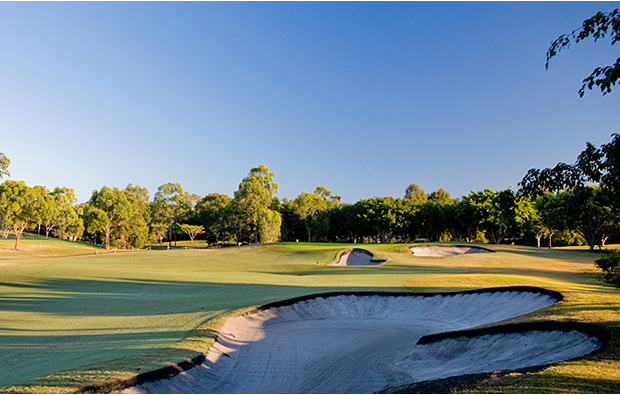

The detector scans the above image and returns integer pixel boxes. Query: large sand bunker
[122,288,603,394]
[410,244,493,257]
[329,248,386,266]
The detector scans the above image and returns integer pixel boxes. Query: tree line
[0,135,619,251]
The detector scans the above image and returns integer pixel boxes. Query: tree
[547,8,620,96]
[404,183,428,205]
[464,189,535,244]
[0,180,37,249]
[153,183,191,247]
[453,196,486,243]
[149,223,168,245]
[257,209,282,243]
[51,187,79,240]
[519,163,585,197]
[33,185,59,238]
[231,165,278,243]
[195,193,233,246]
[86,186,132,249]
[428,188,454,206]
[580,133,620,203]
[555,186,617,250]
[177,224,205,244]
[0,153,9,179]
[290,190,328,242]
[112,184,151,248]
[354,197,408,243]
[417,202,453,241]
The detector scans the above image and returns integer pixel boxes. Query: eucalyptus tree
[0,180,37,249]
[428,188,454,206]
[52,187,79,240]
[404,183,428,205]
[33,185,58,238]
[153,183,191,247]
[231,165,278,243]
[64,211,84,242]
[195,193,233,246]
[257,209,282,243]
[85,186,132,249]
[112,184,151,248]
[290,188,329,242]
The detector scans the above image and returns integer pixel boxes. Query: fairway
[1,239,620,393]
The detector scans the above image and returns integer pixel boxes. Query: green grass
[0,238,619,393]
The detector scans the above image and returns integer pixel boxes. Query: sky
[1,2,619,204]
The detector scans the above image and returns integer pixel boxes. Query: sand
[328,248,386,266]
[409,245,492,257]
[122,290,601,394]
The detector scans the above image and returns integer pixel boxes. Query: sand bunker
[410,244,492,257]
[122,288,602,394]
[329,248,386,266]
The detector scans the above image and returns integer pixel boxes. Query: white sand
[122,291,600,394]
[409,245,492,257]
[328,248,386,266]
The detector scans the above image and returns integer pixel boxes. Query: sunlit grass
[0,240,619,392]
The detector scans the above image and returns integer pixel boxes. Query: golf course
[1,236,619,393]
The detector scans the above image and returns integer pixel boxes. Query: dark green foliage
[595,250,620,286]
[547,9,620,96]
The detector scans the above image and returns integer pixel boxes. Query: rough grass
[0,239,619,393]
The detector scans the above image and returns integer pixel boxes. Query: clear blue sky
[1,2,619,203]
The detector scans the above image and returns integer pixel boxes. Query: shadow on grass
[497,246,602,263]
[1,279,451,389]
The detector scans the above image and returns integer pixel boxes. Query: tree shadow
[2,278,477,390]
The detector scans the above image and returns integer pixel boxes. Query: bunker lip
[99,287,605,394]
[253,286,563,312]
[409,244,494,257]
[329,248,386,266]
[386,321,610,395]
[417,320,610,346]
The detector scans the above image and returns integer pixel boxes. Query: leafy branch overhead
[546,8,619,96]
[0,153,10,179]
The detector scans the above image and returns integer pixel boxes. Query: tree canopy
[547,8,620,96]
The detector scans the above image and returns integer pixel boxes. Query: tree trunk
[548,231,554,249]
[168,222,172,248]
[536,236,541,248]
[105,224,111,249]
[305,222,311,243]
[13,222,26,250]
[37,224,41,237]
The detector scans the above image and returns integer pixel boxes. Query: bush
[595,250,620,286]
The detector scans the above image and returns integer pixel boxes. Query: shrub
[595,250,620,286]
